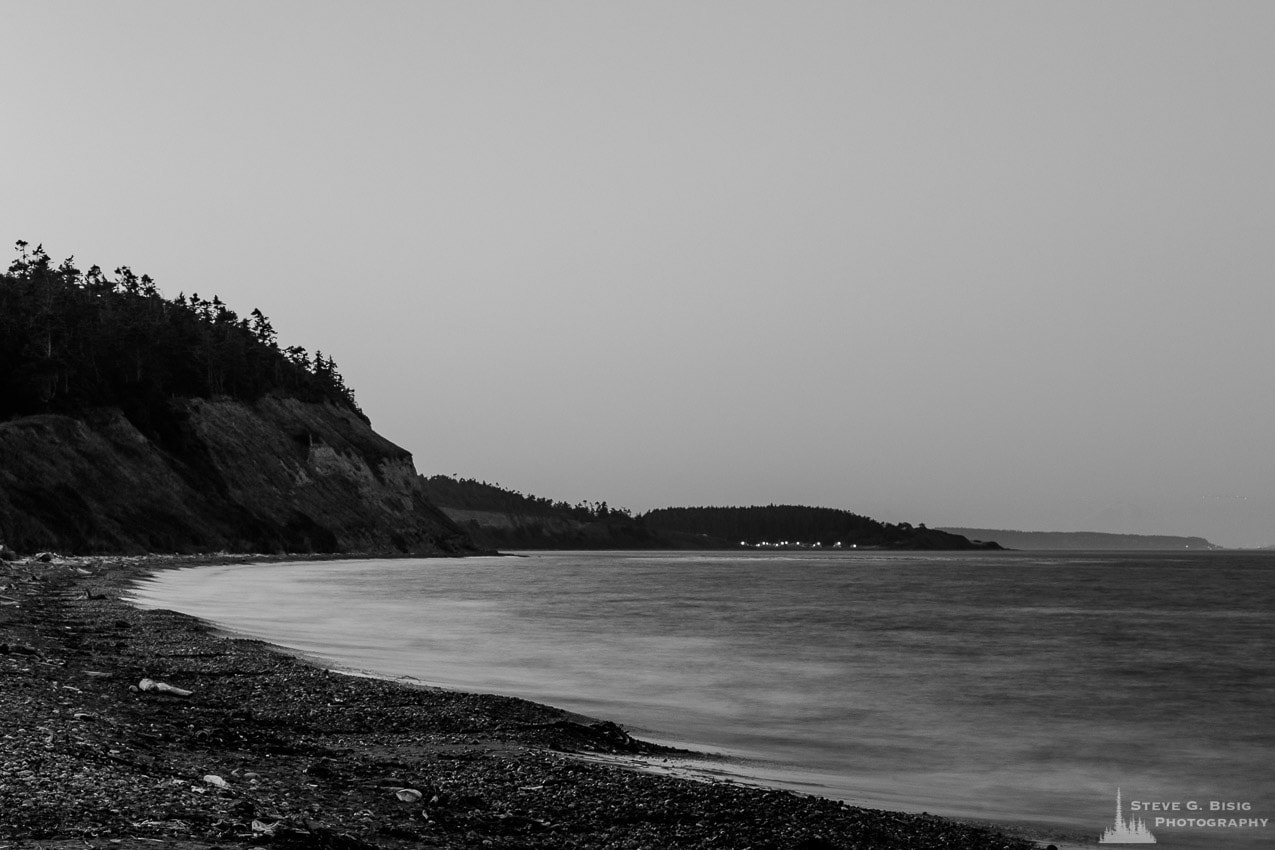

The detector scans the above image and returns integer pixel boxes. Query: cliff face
[0,397,471,555]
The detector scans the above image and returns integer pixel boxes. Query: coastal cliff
[0,396,470,555]
[0,243,470,556]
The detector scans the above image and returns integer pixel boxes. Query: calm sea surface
[128,550,1275,849]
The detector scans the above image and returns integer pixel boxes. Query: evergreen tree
[0,240,365,424]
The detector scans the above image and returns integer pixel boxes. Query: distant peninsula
[939,527,1220,550]
[421,476,999,551]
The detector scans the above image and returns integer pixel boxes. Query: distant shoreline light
[742,541,853,549]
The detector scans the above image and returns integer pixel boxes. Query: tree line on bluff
[0,241,361,430]
[421,475,635,522]
[641,505,985,548]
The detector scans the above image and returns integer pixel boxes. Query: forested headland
[0,242,465,555]
[644,505,1000,550]
[419,475,672,550]
[0,241,359,430]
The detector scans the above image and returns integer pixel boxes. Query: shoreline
[0,552,1045,849]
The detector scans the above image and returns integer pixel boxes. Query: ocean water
[127,550,1275,849]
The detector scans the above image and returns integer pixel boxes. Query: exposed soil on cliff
[0,399,472,556]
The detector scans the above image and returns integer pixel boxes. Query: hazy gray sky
[5,2,1274,546]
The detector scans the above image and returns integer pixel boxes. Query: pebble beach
[0,553,1041,850]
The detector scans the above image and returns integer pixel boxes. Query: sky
[4,2,1274,547]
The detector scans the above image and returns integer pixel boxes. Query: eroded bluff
[0,397,471,555]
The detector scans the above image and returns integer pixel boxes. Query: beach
[0,553,1039,849]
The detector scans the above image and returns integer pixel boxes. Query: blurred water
[128,550,1275,848]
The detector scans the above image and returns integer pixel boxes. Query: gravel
[0,553,1041,849]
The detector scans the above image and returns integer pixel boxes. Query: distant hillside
[646,506,999,550]
[939,528,1220,550]
[419,478,995,551]
[0,242,470,555]
[419,476,696,549]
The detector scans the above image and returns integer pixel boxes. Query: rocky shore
[0,553,1041,850]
